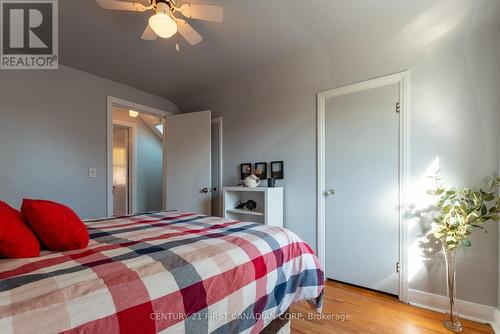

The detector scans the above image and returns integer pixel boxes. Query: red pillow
[21,199,89,251]
[0,201,40,258]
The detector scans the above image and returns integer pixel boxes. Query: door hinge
[396,102,400,113]
[396,262,400,273]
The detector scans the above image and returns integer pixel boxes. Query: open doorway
[107,97,169,217]
[108,97,220,217]
[112,107,165,215]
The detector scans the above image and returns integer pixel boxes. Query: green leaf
[434,232,446,239]
[461,239,472,247]
[484,194,495,202]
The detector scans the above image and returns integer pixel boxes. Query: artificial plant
[428,175,500,251]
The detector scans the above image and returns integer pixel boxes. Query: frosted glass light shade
[149,13,177,38]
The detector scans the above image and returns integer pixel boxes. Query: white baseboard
[408,289,496,327]
[492,308,500,334]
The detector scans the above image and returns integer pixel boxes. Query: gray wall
[178,2,500,305]
[136,121,163,213]
[112,109,164,213]
[0,65,178,219]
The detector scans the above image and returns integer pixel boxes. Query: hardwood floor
[290,280,494,334]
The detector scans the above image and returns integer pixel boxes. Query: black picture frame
[254,162,268,180]
[240,163,252,180]
[270,161,284,179]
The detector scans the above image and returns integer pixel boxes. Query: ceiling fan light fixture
[149,12,177,38]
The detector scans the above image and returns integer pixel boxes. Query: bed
[0,211,324,333]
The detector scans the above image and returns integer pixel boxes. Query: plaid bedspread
[0,211,324,334]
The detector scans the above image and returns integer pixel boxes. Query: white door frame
[112,120,137,214]
[107,96,171,217]
[212,117,223,215]
[317,71,410,302]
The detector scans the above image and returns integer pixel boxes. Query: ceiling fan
[96,0,223,47]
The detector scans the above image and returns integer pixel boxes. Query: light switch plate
[89,168,97,178]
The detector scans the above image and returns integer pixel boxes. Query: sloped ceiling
[60,0,499,109]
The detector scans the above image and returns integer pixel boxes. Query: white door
[325,83,399,295]
[166,111,212,215]
[113,125,129,216]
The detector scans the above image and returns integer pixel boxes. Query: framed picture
[254,162,268,180]
[240,163,252,180]
[270,161,284,179]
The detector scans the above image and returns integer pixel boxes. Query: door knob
[325,188,335,196]
[201,188,209,193]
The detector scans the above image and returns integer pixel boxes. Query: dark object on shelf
[254,162,268,180]
[240,163,252,180]
[235,200,257,211]
[268,178,276,187]
[270,161,284,179]
[245,200,257,211]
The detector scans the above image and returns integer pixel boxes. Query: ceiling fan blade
[176,18,203,45]
[141,24,157,40]
[96,0,147,12]
[179,4,223,22]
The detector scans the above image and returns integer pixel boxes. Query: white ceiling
[60,0,499,108]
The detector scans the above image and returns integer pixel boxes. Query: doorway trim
[316,71,409,302]
[107,96,171,217]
